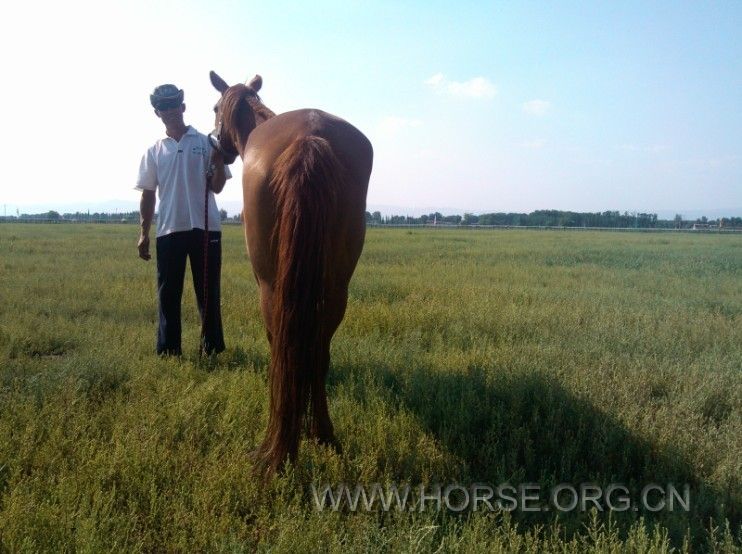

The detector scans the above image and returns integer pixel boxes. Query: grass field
[0,224,740,552]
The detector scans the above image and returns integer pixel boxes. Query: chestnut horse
[209,71,373,476]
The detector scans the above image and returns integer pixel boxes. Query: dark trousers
[156,229,225,355]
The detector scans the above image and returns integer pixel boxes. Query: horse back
[241,109,373,285]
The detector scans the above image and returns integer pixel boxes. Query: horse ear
[247,74,262,92]
[210,70,229,94]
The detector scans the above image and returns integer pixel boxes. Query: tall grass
[0,224,740,552]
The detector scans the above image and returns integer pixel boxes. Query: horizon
[1,1,740,215]
[4,199,740,222]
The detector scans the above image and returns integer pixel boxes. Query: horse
[208,71,373,477]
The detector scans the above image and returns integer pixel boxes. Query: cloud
[521,139,546,149]
[425,73,497,99]
[377,116,423,137]
[671,154,739,170]
[425,73,445,87]
[522,99,551,116]
[619,144,668,153]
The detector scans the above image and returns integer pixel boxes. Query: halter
[208,118,238,165]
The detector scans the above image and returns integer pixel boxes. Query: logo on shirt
[191,146,208,156]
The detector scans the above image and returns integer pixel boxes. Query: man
[136,83,231,355]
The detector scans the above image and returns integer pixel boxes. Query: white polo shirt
[135,126,232,238]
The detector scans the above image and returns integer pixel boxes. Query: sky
[0,0,740,217]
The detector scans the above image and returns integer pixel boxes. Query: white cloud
[425,73,497,99]
[670,155,739,170]
[619,144,669,153]
[521,139,546,149]
[425,73,445,87]
[522,99,551,116]
[647,145,668,154]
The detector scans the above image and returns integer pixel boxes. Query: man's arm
[208,150,228,194]
[138,190,156,260]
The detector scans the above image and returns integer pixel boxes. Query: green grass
[0,224,740,552]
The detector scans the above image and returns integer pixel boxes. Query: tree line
[2,209,740,229]
[365,210,742,229]
[4,210,234,223]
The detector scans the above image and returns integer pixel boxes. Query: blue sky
[1,0,740,216]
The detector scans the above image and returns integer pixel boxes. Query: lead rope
[202,161,212,357]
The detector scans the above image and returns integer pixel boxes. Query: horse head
[209,71,275,164]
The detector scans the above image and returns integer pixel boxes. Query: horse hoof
[247,449,270,478]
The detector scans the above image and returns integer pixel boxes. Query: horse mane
[220,85,276,152]
[246,93,276,121]
[223,84,276,122]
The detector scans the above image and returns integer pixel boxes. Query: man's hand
[139,190,155,260]
[208,150,227,193]
[138,234,151,261]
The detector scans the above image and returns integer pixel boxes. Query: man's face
[155,103,185,126]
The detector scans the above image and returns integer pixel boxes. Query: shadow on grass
[192,345,269,373]
[329,363,740,549]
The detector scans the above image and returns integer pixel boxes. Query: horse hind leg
[308,340,341,453]
[308,288,348,453]
[258,281,274,345]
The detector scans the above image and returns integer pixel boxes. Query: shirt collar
[163,125,198,141]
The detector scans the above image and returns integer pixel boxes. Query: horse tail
[258,135,342,475]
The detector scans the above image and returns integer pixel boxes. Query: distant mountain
[369,205,742,219]
[9,199,140,216]
[654,207,742,220]
[366,204,466,217]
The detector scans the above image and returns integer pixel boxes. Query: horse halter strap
[208,120,238,165]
